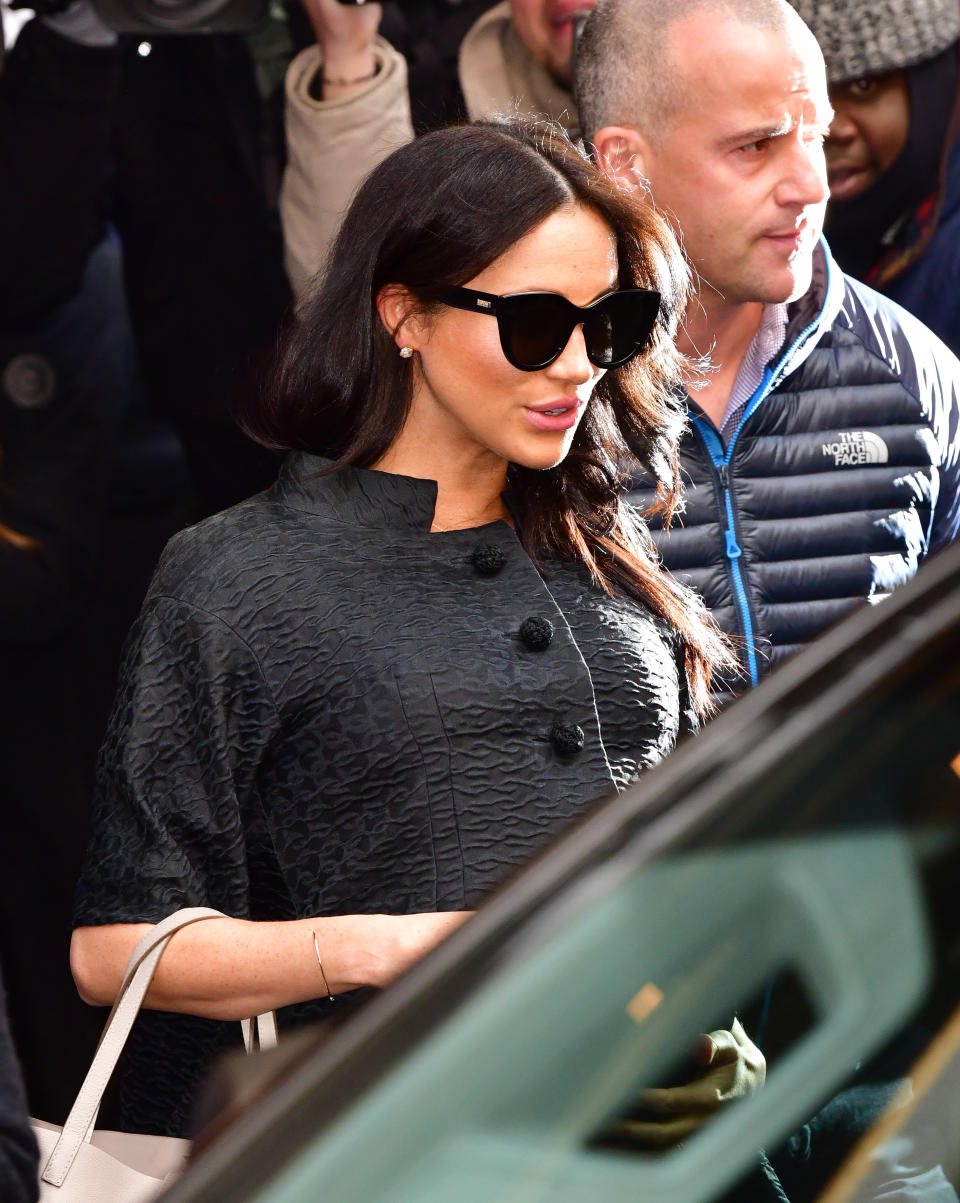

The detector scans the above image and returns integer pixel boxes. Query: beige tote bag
[32,907,277,1202]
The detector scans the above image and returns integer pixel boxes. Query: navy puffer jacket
[631,241,960,689]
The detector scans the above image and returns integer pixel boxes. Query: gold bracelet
[321,65,379,87]
[311,930,335,1001]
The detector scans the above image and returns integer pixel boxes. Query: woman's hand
[298,0,382,98]
[607,1018,766,1149]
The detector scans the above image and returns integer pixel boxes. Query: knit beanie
[787,0,960,82]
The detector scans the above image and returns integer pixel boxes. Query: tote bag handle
[42,908,276,1189]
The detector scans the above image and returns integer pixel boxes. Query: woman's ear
[375,284,425,353]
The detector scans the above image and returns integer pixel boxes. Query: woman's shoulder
[146,485,338,620]
[150,493,270,593]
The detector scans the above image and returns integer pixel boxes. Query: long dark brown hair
[243,118,731,714]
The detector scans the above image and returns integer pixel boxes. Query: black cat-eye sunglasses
[434,285,661,372]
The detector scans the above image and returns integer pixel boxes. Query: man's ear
[591,125,654,193]
[375,284,424,351]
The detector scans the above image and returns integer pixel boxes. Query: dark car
[160,541,960,1203]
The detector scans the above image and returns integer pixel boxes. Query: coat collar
[274,452,440,533]
[768,237,846,387]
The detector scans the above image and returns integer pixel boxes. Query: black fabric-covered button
[470,544,506,577]
[519,616,555,651]
[550,722,585,756]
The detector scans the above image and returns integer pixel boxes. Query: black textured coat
[75,454,690,1134]
[632,242,960,689]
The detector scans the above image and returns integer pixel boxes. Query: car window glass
[247,641,960,1203]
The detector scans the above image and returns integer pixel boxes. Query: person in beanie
[788,0,960,355]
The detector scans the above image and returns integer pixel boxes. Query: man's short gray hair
[576,0,800,143]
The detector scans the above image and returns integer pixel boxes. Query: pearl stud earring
[399,346,414,359]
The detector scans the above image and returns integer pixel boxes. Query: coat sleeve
[74,594,282,926]
[860,286,960,556]
[898,294,960,555]
[280,37,414,300]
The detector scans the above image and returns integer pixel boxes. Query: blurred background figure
[0,0,293,520]
[0,4,140,645]
[283,0,597,294]
[789,0,960,355]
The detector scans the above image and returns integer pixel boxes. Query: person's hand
[363,911,474,988]
[299,0,382,91]
[607,1018,766,1150]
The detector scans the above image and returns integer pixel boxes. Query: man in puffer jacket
[281,0,596,295]
[578,0,960,693]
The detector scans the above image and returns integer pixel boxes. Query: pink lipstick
[525,398,583,432]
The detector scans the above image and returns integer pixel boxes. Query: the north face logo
[821,430,890,467]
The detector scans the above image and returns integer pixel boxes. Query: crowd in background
[1,0,960,1196]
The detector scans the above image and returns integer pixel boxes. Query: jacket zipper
[690,271,832,687]
[692,414,762,687]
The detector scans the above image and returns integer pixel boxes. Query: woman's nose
[546,324,594,384]
[828,106,859,144]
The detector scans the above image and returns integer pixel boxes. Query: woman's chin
[507,434,576,472]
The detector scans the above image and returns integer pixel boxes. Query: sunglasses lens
[584,290,661,367]
[500,295,572,370]
[494,290,661,371]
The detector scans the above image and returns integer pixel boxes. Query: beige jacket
[281,2,577,298]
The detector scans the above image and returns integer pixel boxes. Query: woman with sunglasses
[70,119,735,1138]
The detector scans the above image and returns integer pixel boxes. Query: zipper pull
[718,463,728,488]
[725,527,742,558]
